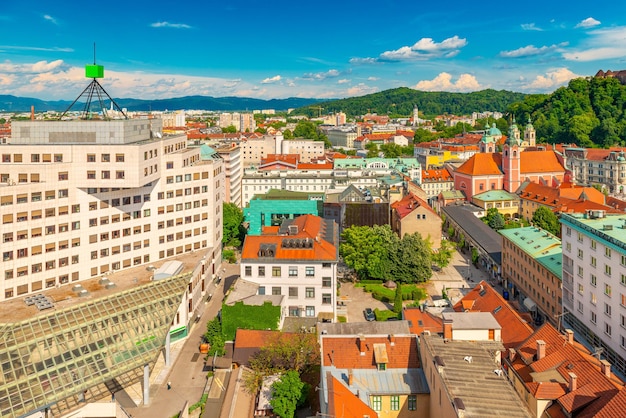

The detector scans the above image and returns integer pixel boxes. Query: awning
[523,297,537,311]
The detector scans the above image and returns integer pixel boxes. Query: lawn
[355,282,427,304]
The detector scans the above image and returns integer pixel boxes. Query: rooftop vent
[288,225,299,235]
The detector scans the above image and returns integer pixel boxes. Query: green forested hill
[507,77,626,147]
[294,87,526,118]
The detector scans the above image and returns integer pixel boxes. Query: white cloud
[261,75,281,84]
[522,68,581,91]
[337,79,350,84]
[0,45,73,53]
[500,43,567,58]
[150,21,192,29]
[575,17,600,28]
[357,36,468,63]
[521,23,542,31]
[367,76,379,81]
[345,83,378,96]
[43,14,58,25]
[563,26,626,61]
[302,69,341,80]
[414,72,481,92]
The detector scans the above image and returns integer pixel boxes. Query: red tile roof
[403,308,443,334]
[455,153,503,176]
[241,215,337,262]
[453,281,534,348]
[390,193,438,220]
[422,168,453,182]
[321,335,419,369]
[519,150,565,173]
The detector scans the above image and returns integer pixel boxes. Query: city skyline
[1,1,625,101]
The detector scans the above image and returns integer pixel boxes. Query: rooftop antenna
[59,42,128,120]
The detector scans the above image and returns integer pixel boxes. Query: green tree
[482,207,500,226]
[388,233,432,284]
[532,206,561,236]
[489,212,505,230]
[365,141,379,158]
[270,371,305,418]
[204,317,225,357]
[394,282,403,314]
[283,129,294,139]
[414,128,435,143]
[431,239,456,269]
[222,125,237,133]
[340,225,397,280]
[223,203,245,247]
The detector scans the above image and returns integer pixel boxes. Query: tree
[270,371,304,418]
[222,125,237,133]
[394,282,403,314]
[488,212,505,230]
[413,128,435,143]
[365,141,379,158]
[340,225,397,280]
[532,206,561,236]
[431,239,456,269]
[204,317,225,357]
[283,129,294,139]
[388,233,432,284]
[223,203,245,247]
[482,207,500,226]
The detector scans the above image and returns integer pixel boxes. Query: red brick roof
[241,215,337,261]
[453,281,534,349]
[322,335,419,369]
[422,168,453,182]
[455,153,503,176]
[390,193,438,220]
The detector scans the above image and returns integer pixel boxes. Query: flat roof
[499,227,562,278]
[422,334,531,417]
[442,312,501,330]
[473,190,519,202]
[0,251,205,323]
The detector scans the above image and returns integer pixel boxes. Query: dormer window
[373,343,388,371]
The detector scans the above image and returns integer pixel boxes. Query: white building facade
[561,211,626,376]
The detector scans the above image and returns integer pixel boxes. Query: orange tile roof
[455,153,503,176]
[298,162,333,170]
[559,186,605,204]
[607,196,626,211]
[234,329,292,348]
[527,381,567,399]
[422,168,453,182]
[241,215,337,262]
[579,386,626,418]
[327,375,378,418]
[453,281,534,348]
[403,308,443,334]
[390,193,438,220]
[520,150,565,174]
[322,335,419,369]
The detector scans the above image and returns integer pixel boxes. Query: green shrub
[337,316,347,323]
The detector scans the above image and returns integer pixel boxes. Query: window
[606,265,612,277]
[622,294,626,307]
[578,249,584,259]
[289,287,298,298]
[322,277,331,288]
[591,275,597,287]
[606,247,612,258]
[305,266,315,277]
[272,287,281,296]
[591,256,597,267]
[591,293,597,305]
[578,283,584,294]
[306,306,315,317]
[591,311,597,324]
[322,293,331,304]
[305,287,315,298]
[605,284,612,297]
[258,286,265,295]
[605,322,612,336]
[272,267,281,277]
[245,266,252,276]
[605,303,612,317]
[390,396,400,411]
[408,395,417,411]
[258,266,265,277]
[371,396,382,411]
[101,153,110,162]
[289,266,298,277]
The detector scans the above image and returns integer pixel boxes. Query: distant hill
[0,94,324,113]
[293,87,527,118]
[507,76,626,148]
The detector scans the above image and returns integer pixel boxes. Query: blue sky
[1,1,625,101]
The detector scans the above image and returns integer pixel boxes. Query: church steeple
[506,117,521,146]
[524,116,536,147]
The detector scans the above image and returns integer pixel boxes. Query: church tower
[479,123,501,153]
[412,105,419,127]
[524,116,536,147]
[503,119,521,192]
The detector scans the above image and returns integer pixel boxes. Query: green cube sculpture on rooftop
[85,64,104,78]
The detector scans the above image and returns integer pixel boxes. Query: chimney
[568,372,577,392]
[358,335,366,355]
[443,317,453,340]
[600,360,611,379]
[388,334,395,346]
[536,340,546,361]
[348,370,354,386]
[565,329,574,345]
[508,347,516,362]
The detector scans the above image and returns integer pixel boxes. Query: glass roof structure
[0,273,190,418]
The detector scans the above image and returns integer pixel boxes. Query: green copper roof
[473,190,519,202]
[561,213,626,252]
[0,274,190,418]
[499,227,562,278]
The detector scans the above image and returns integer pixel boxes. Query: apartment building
[500,226,562,326]
[215,143,242,207]
[218,112,256,132]
[240,133,280,166]
[421,168,454,200]
[240,214,338,322]
[563,147,626,194]
[561,211,626,376]
[280,139,325,163]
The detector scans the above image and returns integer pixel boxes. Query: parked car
[363,308,375,321]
